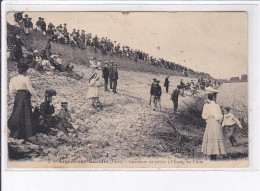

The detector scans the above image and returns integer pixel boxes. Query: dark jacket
[171,89,179,101]
[28,21,33,28]
[113,69,119,80]
[109,67,114,78]
[23,18,29,28]
[40,101,55,118]
[150,84,162,97]
[36,20,41,27]
[102,67,110,79]
[164,77,169,87]
[41,21,46,31]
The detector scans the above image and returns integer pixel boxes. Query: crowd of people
[12,12,211,79]
[8,29,83,80]
[8,12,242,162]
[149,76,221,113]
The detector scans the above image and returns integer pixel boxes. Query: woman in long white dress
[87,72,102,109]
[201,89,226,160]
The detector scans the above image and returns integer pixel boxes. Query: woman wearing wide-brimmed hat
[86,72,102,109]
[201,87,226,160]
[8,63,40,139]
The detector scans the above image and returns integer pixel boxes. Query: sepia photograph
[5,11,248,168]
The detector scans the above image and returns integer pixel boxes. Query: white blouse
[9,74,37,97]
[222,113,242,128]
[202,101,223,121]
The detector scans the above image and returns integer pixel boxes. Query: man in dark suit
[164,75,170,93]
[109,61,114,89]
[150,80,162,111]
[102,62,110,91]
[171,85,181,114]
[23,14,29,35]
[112,64,119,94]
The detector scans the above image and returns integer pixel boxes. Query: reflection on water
[217,82,248,120]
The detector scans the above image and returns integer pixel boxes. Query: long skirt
[201,118,226,155]
[87,86,99,98]
[8,90,34,139]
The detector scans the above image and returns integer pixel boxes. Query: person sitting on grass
[58,101,74,131]
[222,107,243,147]
[49,54,63,71]
[64,63,83,80]
[37,89,69,137]
[37,89,57,134]
[33,50,43,70]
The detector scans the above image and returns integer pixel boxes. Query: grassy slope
[8,23,197,77]
[7,24,248,164]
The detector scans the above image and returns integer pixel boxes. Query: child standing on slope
[222,107,243,147]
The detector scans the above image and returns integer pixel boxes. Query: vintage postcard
[5,11,248,168]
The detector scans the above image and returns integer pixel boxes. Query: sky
[7,12,247,79]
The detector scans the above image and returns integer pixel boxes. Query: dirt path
[8,64,189,162]
[8,64,248,165]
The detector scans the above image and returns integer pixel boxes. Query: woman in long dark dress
[8,64,40,139]
[13,36,24,61]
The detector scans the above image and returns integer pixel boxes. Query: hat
[64,23,67,25]
[153,78,157,81]
[25,14,28,17]
[33,50,39,54]
[205,87,219,93]
[223,106,231,112]
[177,85,181,89]
[45,89,57,97]
[38,17,41,19]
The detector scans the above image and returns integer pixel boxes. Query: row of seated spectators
[13,12,211,79]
